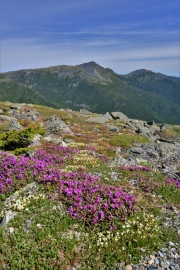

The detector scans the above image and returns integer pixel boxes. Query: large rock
[43,135,67,146]
[0,182,39,227]
[4,120,23,131]
[10,104,22,110]
[30,134,42,146]
[0,210,17,227]
[135,121,160,140]
[110,112,129,122]
[25,110,41,121]
[45,115,73,134]
[86,113,111,123]
[9,107,41,121]
[124,140,180,177]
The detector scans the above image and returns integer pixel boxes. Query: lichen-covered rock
[43,135,67,146]
[106,124,119,132]
[0,182,39,227]
[4,120,23,131]
[110,111,129,122]
[86,114,111,123]
[45,115,73,134]
[0,210,17,227]
[30,134,42,146]
[10,104,22,110]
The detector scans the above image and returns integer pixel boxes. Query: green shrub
[0,124,45,150]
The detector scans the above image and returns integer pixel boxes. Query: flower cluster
[73,151,99,168]
[0,145,77,194]
[95,213,160,251]
[59,171,138,227]
[166,178,180,189]
[1,193,45,218]
[122,165,151,172]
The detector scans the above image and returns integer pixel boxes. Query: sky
[0,0,180,76]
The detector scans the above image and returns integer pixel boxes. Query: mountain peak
[77,61,100,69]
[128,69,152,75]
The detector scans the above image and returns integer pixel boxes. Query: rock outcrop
[45,115,73,134]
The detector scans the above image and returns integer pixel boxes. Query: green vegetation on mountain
[1,62,180,124]
[0,77,60,108]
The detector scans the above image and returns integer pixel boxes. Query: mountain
[1,62,180,124]
[119,69,180,105]
[0,77,61,108]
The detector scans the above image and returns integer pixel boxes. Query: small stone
[120,261,125,268]
[161,248,167,252]
[160,261,169,268]
[8,227,15,234]
[125,265,133,270]
[148,259,154,265]
[150,255,155,259]
[170,251,176,258]
[154,258,160,265]
[158,251,165,258]
[147,267,157,270]
[132,264,140,269]
[169,265,177,270]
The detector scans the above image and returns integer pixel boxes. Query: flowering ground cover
[0,104,180,269]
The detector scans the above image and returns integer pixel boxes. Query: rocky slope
[0,102,180,269]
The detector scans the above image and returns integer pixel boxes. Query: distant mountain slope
[1,62,180,124]
[0,76,60,108]
[119,69,180,105]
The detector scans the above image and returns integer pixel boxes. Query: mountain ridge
[0,61,180,124]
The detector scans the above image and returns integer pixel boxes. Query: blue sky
[0,0,180,76]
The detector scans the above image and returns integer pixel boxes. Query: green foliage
[156,184,180,205]
[110,133,149,148]
[86,212,165,267]
[13,147,31,155]
[0,124,45,150]
[0,196,85,269]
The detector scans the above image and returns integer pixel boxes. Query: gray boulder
[106,124,119,132]
[30,134,42,146]
[4,120,23,131]
[110,112,129,122]
[80,109,91,115]
[0,210,17,227]
[10,104,22,110]
[43,135,67,146]
[25,110,41,121]
[0,182,39,227]
[45,115,73,134]
[86,114,111,123]
[160,124,166,132]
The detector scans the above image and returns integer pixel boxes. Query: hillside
[1,62,180,124]
[0,102,180,269]
[0,77,61,108]
[119,69,180,106]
